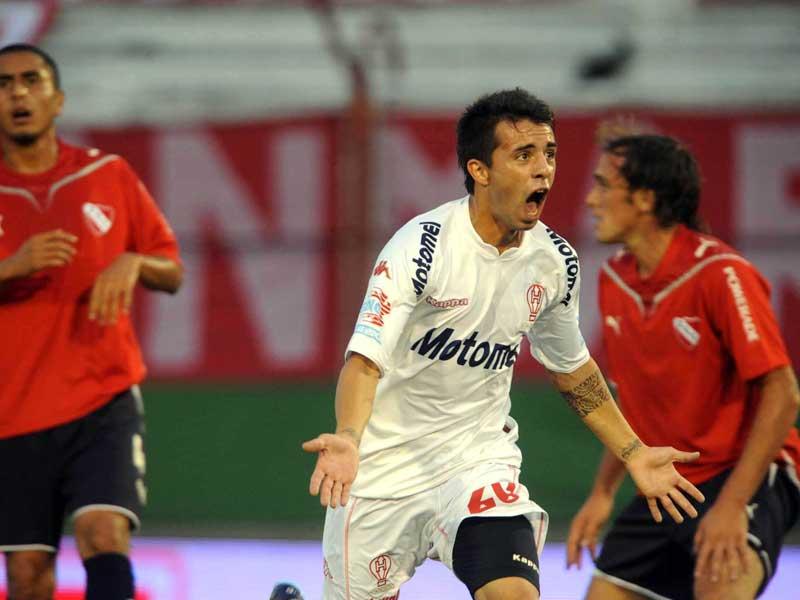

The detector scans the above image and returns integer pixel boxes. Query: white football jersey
[346,196,590,498]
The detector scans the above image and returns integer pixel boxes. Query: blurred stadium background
[1,0,799,597]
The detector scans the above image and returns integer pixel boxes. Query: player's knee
[6,552,55,600]
[694,580,758,600]
[474,577,539,600]
[74,511,131,557]
[585,576,644,600]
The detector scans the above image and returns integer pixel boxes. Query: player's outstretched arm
[302,352,380,509]
[548,357,705,524]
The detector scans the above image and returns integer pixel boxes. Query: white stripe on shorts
[71,504,141,531]
[0,543,57,553]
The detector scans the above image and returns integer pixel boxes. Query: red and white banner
[65,110,800,379]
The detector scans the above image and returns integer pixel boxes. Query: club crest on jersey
[411,221,441,297]
[369,554,392,586]
[672,316,701,349]
[82,202,115,236]
[526,283,545,322]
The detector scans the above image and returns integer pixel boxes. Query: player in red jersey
[0,44,182,600]
[566,133,800,600]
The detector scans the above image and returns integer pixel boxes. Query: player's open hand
[625,445,706,523]
[7,229,78,277]
[694,500,750,584]
[566,491,614,569]
[89,252,143,325]
[302,433,359,509]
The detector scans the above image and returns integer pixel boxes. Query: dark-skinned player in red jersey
[0,44,182,600]
[567,133,800,600]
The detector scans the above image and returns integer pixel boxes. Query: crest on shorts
[82,202,115,236]
[526,283,545,323]
[369,554,392,586]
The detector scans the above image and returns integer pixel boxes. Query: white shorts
[321,462,548,600]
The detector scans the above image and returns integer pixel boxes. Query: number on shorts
[132,433,146,475]
[467,482,520,514]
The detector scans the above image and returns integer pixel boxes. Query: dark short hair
[457,88,554,194]
[604,134,704,231]
[0,43,61,90]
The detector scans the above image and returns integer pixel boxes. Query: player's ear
[53,88,65,117]
[632,188,656,215]
[467,159,490,188]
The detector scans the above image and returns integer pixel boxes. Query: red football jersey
[0,141,180,437]
[599,225,799,484]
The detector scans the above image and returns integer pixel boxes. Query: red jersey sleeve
[119,159,180,263]
[702,258,789,381]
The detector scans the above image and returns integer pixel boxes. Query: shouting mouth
[527,187,549,204]
[11,108,33,125]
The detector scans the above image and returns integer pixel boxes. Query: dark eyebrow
[513,141,557,153]
[593,173,608,185]
[0,70,41,80]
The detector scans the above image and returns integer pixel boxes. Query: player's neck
[1,129,59,174]
[468,195,523,253]
[625,223,678,278]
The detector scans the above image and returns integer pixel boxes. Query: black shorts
[595,464,800,600]
[0,388,147,552]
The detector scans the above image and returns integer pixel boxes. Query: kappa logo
[82,202,115,236]
[526,283,545,322]
[369,554,392,586]
[512,553,539,573]
[425,295,469,309]
[373,260,392,279]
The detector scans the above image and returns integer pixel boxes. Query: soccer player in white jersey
[303,88,706,600]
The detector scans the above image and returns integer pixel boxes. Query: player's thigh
[0,428,64,551]
[321,494,434,600]
[693,546,763,600]
[63,388,147,534]
[585,576,648,600]
[433,463,546,597]
[452,516,540,599]
[474,576,539,600]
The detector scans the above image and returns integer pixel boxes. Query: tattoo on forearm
[621,439,643,461]
[337,427,361,446]
[560,372,609,417]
